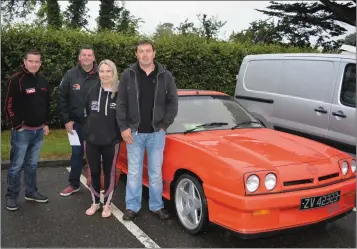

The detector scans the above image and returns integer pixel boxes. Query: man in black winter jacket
[116,40,178,221]
[57,45,99,196]
[3,49,50,211]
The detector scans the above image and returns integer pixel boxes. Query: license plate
[300,191,340,210]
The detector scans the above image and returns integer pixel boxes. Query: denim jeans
[126,130,166,212]
[6,127,44,199]
[68,122,84,189]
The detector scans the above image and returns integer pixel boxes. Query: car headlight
[351,160,356,173]
[341,161,349,175]
[265,173,277,190]
[246,175,260,192]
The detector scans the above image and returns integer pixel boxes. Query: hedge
[1,25,316,129]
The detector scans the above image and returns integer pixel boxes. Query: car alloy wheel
[174,174,208,234]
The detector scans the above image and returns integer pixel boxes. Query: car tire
[174,173,209,235]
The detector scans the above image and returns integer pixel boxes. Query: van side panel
[328,60,356,148]
[235,59,281,128]
[235,53,355,151]
[272,58,339,139]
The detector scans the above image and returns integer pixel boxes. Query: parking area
[1,166,356,248]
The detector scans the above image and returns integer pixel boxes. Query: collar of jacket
[77,62,98,75]
[129,61,166,75]
[20,65,40,76]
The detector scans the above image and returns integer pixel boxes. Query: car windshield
[166,95,263,134]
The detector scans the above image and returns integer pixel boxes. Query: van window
[277,60,334,102]
[340,63,356,108]
[243,60,280,93]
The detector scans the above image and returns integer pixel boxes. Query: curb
[1,159,87,170]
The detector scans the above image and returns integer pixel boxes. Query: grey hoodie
[116,61,178,133]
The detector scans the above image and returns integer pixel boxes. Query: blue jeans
[6,128,44,199]
[126,130,166,212]
[68,122,84,189]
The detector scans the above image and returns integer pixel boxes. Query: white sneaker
[86,203,100,216]
[102,204,112,218]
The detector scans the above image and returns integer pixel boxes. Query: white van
[234,51,356,153]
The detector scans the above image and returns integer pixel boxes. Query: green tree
[35,1,47,25]
[198,14,227,41]
[256,1,356,49]
[34,0,63,29]
[1,0,38,24]
[344,32,356,46]
[176,14,226,41]
[153,22,175,38]
[98,0,119,31]
[114,7,143,35]
[176,19,199,36]
[230,19,283,45]
[97,0,141,34]
[64,0,89,30]
[46,0,62,28]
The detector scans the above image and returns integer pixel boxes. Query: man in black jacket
[57,45,99,196]
[116,40,178,221]
[3,49,50,211]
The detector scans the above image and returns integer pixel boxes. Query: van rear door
[272,58,338,141]
[327,60,356,149]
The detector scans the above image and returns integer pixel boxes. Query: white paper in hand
[68,130,81,146]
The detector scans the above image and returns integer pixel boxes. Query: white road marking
[65,167,160,248]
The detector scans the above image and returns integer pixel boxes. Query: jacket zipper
[129,69,141,133]
[152,72,164,131]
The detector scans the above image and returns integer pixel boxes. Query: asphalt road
[1,166,356,248]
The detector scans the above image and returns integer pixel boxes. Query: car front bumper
[204,177,356,237]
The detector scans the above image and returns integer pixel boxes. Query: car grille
[282,172,340,188]
[318,172,340,181]
[283,173,341,191]
[283,179,314,186]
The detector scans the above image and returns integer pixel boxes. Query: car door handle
[332,111,347,118]
[314,107,327,114]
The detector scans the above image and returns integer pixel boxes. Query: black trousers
[85,142,120,205]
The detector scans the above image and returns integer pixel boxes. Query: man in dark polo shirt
[116,40,178,221]
[137,59,158,133]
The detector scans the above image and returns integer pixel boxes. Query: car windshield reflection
[167,95,263,134]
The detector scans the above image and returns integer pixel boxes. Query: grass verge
[1,129,71,161]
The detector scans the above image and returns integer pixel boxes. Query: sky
[57,1,354,41]
[72,1,271,39]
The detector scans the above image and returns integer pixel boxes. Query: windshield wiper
[183,122,229,134]
[231,120,261,130]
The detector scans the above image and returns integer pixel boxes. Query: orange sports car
[116,89,356,238]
